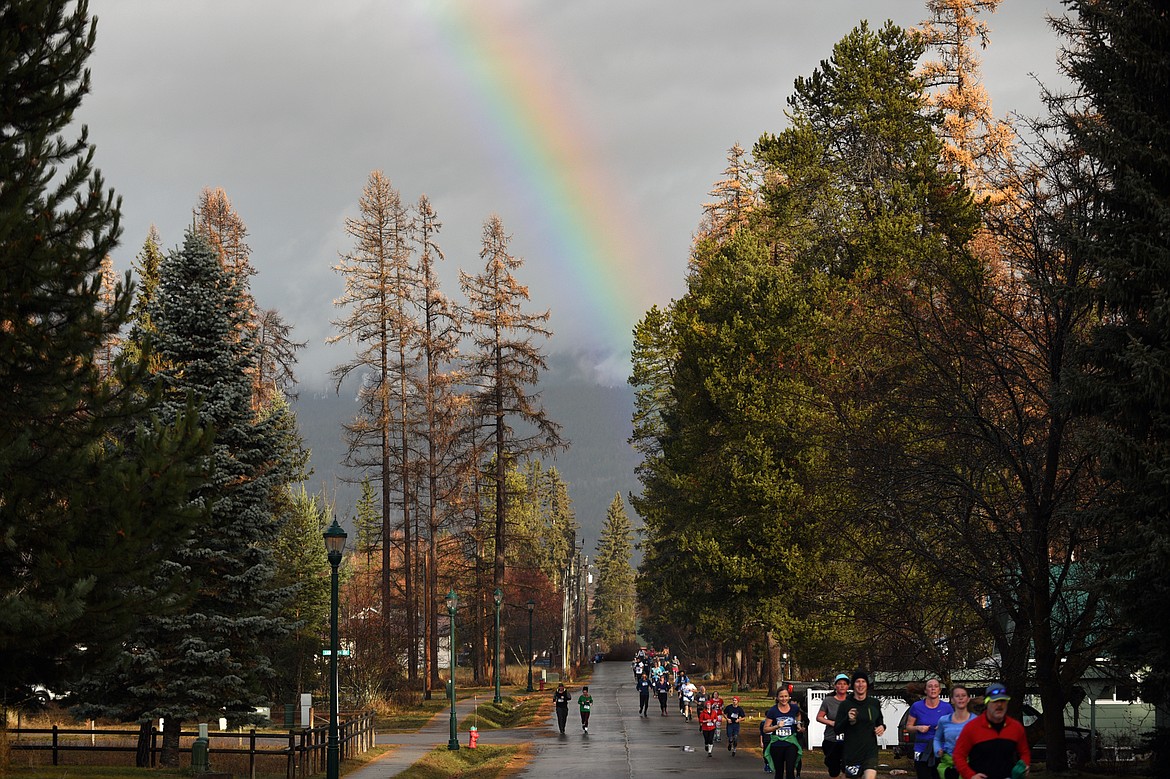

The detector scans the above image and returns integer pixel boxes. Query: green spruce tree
[1057,0,1170,764]
[592,495,637,648]
[0,0,208,702]
[74,231,294,764]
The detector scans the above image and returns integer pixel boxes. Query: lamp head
[493,587,503,606]
[323,518,347,563]
[446,589,458,613]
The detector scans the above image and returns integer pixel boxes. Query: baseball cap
[834,673,850,683]
[984,683,1010,702]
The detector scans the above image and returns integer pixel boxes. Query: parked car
[892,708,916,759]
[1022,704,1094,768]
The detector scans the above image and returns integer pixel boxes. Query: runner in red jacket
[698,699,721,757]
[953,683,1030,779]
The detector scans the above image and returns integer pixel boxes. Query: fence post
[286,730,295,779]
[298,727,307,779]
[52,724,58,766]
[249,728,256,779]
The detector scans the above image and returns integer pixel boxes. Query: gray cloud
[79,0,1065,391]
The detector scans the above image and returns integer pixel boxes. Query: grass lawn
[457,694,547,731]
[391,744,526,779]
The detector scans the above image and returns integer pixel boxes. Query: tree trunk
[135,722,151,768]
[160,718,182,768]
[766,630,781,696]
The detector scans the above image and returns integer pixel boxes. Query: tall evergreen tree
[0,0,208,702]
[592,495,637,648]
[74,231,294,764]
[1057,0,1170,765]
[266,484,331,706]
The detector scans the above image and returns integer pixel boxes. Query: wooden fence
[4,713,376,779]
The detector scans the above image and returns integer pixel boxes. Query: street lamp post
[323,518,347,779]
[446,590,459,750]
[493,587,503,704]
[526,599,535,692]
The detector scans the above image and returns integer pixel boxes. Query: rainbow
[415,2,657,358]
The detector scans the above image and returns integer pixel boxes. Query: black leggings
[823,740,843,776]
[768,739,799,779]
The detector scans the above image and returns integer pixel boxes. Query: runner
[817,673,851,777]
[637,672,651,717]
[835,669,885,779]
[698,697,720,757]
[553,682,572,735]
[953,682,1030,779]
[764,687,804,779]
[710,689,725,742]
[578,685,593,734]
[655,673,671,716]
[682,677,698,721]
[723,695,746,755]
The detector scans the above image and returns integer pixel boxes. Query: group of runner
[558,654,1030,779]
[629,649,748,757]
[816,670,1031,779]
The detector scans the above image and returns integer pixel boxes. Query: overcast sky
[78,0,1067,391]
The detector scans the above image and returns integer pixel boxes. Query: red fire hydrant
[469,726,479,748]
[539,678,545,691]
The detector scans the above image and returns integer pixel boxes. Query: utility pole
[561,556,571,682]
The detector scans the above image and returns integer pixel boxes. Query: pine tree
[695,142,759,250]
[196,186,255,298]
[194,188,303,408]
[74,231,294,765]
[266,483,332,706]
[123,227,166,370]
[354,476,382,559]
[915,0,1015,201]
[255,307,306,404]
[411,193,465,695]
[95,254,120,377]
[1057,0,1170,764]
[460,215,565,686]
[0,0,208,702]
[329,170,422,678]
[592,495,637,648]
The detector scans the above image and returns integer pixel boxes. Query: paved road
[351,661,831,777]
[516,660,781,778]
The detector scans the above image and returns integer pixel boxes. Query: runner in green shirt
[578,685,594,734]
